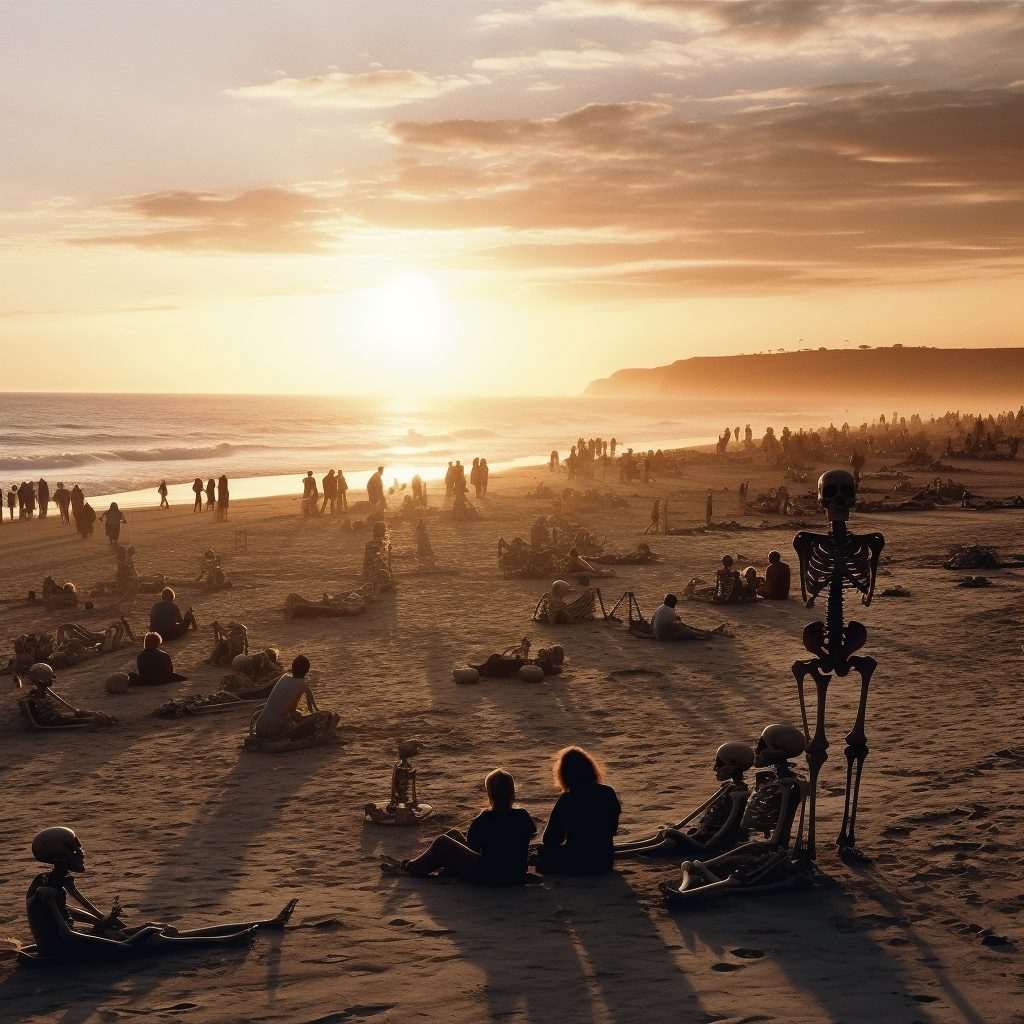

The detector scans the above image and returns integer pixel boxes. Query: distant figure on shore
[191,477,203,513]
[610,438,617,458]
[550,450,559,472]
[367,466,386,509]
[129,632,187,687]
[411,474,423,503]
[157,481,169,508]
[7,486,16,522]
[480,458,489,497]
[216,475,229,521]
[321,470,337,514]
[302,471,318,515]
[758,550,791,600]
[453,461,467,497]
[149,587,198,641]
[444,461,455,499]
[337,470,348,512]
[100,503,126,546]
[20,481,36,519]
[380,769,536,886]
[38,478,50,519]
[205,478,216,512]
[254,655,337,742]
[535,747,620,875]
[72,490,96,539]
[53,483,71,524]
[471,458,482,498]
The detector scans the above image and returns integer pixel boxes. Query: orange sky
[1,0,1022,394]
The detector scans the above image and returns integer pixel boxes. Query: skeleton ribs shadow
[792,469,884,870]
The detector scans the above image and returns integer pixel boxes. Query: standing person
[38,478,50,519]
[100,503,126,546]
[337,470,348,512]
[535,747,621,875]
[191,478,203,513]
[453,461,466,497]
[157,481,169,508]
[480,458,489,497]
[321,470,337,514]
[470,458,481,499]
[216,475,229,521]
[205,478,216,512]
[5,486,14,522]
[550,450,559,472]
[301,472,318,515]
[366,467,386,509]
[444,461,455,499]
[53,482,71,524]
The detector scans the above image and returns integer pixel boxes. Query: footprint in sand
[730,947,765,959]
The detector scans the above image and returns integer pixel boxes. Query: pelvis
[802,620,867,674]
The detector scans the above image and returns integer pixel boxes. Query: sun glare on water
[362,274,447,353]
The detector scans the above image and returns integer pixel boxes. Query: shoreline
[86,433,719,510]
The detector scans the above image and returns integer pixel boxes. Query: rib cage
[794,529,884,607]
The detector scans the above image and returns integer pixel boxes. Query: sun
[362,274,447,352]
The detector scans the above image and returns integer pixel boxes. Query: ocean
[0,393,819,509]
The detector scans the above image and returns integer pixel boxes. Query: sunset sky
[2,0,1021,394]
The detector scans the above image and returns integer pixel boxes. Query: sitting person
[740,566,763,601]
[25,827,295,960]
[128,632,187,686]
[757,550,791,600]
[253,655,337,742]
[381,770,536,886]
[534,747,621,874]
[647,594,728,640]
[149,588,198,641]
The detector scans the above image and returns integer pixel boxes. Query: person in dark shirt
[148,588,198,641]
[535,746,621,875]
[129,632,187,686]
[757,550,791,600]
[381,770,536,886]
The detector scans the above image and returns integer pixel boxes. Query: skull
[754,724,806,767]
[714,741,755,781]
[818,469,857,521]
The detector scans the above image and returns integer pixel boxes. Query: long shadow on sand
[404,870,704,1024]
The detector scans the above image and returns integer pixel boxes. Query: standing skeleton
[792,469,885,869]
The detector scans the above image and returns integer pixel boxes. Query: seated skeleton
[684,556,753,604]
[206,621,248,666]
[362,522,395,594]
[195,549,229,589]
[23,827,294,962]
[415,519,435,565]
[659,725,809,903]
[533,579,607,624]
[19,663,117,729]
[615,742,754,858]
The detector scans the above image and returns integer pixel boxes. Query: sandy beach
[1,450,1023,1024]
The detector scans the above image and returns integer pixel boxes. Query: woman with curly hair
[535,746,621,875]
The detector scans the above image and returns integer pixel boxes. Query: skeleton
[615,742,754,858]
[362,522,395,595]
[659,725,809,903]
[791,469,884,868]
[365,740,434,825]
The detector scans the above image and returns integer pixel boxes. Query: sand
[0,452,1022,1024]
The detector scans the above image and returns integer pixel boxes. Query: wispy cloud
[473,40,693,72]
[70,86,1023,295]
[226,69,486,109]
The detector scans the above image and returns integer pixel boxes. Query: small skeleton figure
[362,522,394,595]
[365,740,433,825]
[791,469,885,869]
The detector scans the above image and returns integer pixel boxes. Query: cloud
[74,187,345,254]
[226,69,485,109]
[71,86,1023,296]
[473,40,693,72]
